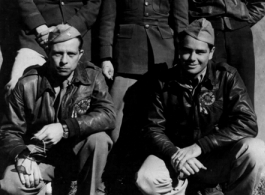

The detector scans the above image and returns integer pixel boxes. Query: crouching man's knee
[0,165,46,195]
[86,132,113,152]
[234,138,265,167]
[136,155,187,195]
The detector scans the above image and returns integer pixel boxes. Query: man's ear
[209,46,215,60]
[78,49,84,60]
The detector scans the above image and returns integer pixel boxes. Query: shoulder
[77,61,105,84]
[17,65,44,86]
[80,61,102,74]
[214,61,238,75]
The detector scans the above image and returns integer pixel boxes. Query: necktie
[54,81,68,121]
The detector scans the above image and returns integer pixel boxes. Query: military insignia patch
[200,91,215,106]
[199,91,216,114]
[72,99,91,118]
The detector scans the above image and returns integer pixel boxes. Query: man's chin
[57,71,72,77]
[185,68,200,75]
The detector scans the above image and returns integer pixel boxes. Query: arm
[98,0,116,60]
[67,0,102,36]
[0,81,29,161]
[246,0,265,24]
[197,70,258,153]
[98,0,116,78]
[143,79,178,159]
[64,70,116,139]
[0,81,45,187]
[18,0,102,37]
[18,0,46,33]
[171,0,189,33]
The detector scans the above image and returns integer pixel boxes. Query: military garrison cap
[184,18,214,45]
[48,24,81,44]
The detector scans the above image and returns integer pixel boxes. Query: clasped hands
[16,123,64,188]
[171,144,207,179]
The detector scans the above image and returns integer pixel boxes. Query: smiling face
[48,38,83,79]
[180,35,215,76]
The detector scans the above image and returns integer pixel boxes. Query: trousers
[136,138,265,195]
[0,132,113,195]
[213,25,255,104]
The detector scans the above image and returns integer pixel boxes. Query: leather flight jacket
[143,61,258,159]
[0,62,115,161]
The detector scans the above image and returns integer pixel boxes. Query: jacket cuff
[64,118,80,138]
[99,46,113,59]
[24,13,46,33]
[166,146,179,159]
[10,145,28,162]
[197,136,213,153]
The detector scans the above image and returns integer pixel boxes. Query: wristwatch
[62,123,69,139]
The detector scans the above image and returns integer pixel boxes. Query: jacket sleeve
[67,0,102,36]
[246,0,265,24]
[18,0,101,35]
[143,80,178,160]
[172,0,189,33]
[18,0,46,33]
[64,71,116,139]
[98,0,116,59]
[0,82,28,162]
[197,70,258,153]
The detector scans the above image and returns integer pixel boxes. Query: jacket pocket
[152,0,170,14]
[158,26,174,39]
[117,24,134,39]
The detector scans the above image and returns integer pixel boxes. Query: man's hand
[35,25,56,48]
[33,123,64,146]
[101,60,114,80]
[16,158,43,188]
[171,144,202,171]
[174,158,207,179]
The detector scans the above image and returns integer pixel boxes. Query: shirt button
[145,13,149,17]
[145,2,149,6]
[61,1,64,5]
[145,24,149,29]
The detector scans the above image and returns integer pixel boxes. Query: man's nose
[60,54,68,65]
[189,52,196,61]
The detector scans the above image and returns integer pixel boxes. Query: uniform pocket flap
[158,26,174,39]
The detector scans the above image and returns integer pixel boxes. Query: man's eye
[68,53,76,57]
[197,50,206,54]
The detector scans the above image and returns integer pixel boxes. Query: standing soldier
[98,0,189,143]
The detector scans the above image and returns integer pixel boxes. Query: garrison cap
[48,24,81,44]
[184,18,214,45]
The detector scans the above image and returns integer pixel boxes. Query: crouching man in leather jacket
[136,18,265,195]
[0,24,115,195]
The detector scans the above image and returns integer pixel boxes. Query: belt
[120,17,169,27]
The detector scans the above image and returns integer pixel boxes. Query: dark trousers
[0,132,113,195]
[213,25,255,104]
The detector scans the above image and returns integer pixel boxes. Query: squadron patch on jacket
[200,91,215,106]
[199,91,215,114]
[72,98,91,117]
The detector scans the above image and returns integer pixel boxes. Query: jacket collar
[37,62,91,99]
[202,60,218,89]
